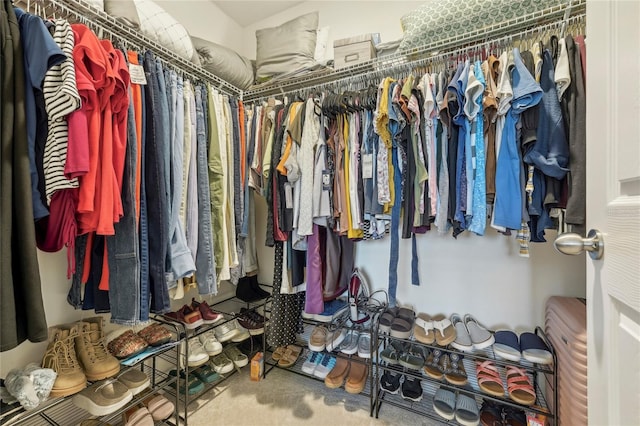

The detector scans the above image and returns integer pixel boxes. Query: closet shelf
[242,0,586,101]
[13,0,242,97]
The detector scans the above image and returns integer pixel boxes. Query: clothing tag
[362,154,373,179]
[284,184,293,209]
[129,64,147,85]
[322,170,331,191]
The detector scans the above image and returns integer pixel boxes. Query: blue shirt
[14,8,65,220]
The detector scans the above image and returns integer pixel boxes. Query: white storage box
[333,33,379,69]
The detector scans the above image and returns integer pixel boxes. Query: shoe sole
[232,358,249,368]
[126,379,151,396]
[216,330,239,342]
[187,356,210,368]
[380,384,400,394]
[212,363,234,374]
[456,413,481,426]
[248,328,264,336]
[472,336,496,351]
[84,364,121,382]
[340,346,358,355]
[205,348,223,356]
[400,391,423,402]
[451,341,474,352]
[308,343,326,352]
[433,404,456,420]
[357,351,371,359]
[231,332,251,342]
[72,392,133,416]
[183,319,204,330]
[202,317,224,325]
[50,382,87,398]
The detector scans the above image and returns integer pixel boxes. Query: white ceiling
[212,1,305,27]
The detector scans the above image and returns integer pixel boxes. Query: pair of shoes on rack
[72,369,149,416]
[214,318,251,343]
[379,370,423,401]
[236,308,267,335]
[479,400,527,426]
[122,391,175,425]
[236,274,271,302]
[324,357,368,394]
[302,299,350,323]
[164,299,224,330]
[451,314,494,352]
[423,349,468,386]
[301,351,336,379]
[210,345,250,374]
[493,330,553,364]
[41,317,121,398]
[433,387,480,426]
[338,331,371,358]
[378,306,415,339]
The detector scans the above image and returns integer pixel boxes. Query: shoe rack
[372,326,557,425]
[0,316,183,426]
[156,294,270,426]
[263,313,377,417]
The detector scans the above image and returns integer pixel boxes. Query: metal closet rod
[22,0,243,97]
[242,0,586,101]
[245,13,586,105]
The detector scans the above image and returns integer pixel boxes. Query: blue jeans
[143,52,170,314]
[138,58,150,321]
[194,85,217,295]
[107,91,141,325]
[167,74,195,283]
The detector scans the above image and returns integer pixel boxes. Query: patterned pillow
[133,0,194,60]
[398,0,564,52]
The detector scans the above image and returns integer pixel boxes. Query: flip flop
[475,361,505,398]
[520,332,553,365]
[414,313,435,344]
[432,316,456,346]
[277,345,302,368]
[493,330,522,362]
[506,366,537,405]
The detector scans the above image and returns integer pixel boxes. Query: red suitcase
[544,296,587,425]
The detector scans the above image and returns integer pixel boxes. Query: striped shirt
[43,19,81,202]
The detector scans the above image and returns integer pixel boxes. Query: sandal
[444,353,468,386]
[423,348,444,380]
[277,345,302,368]
[432,315,456,346]
[506,366,537,405]
[380,340,404,365]
[271,346,287,362]
[378,307,399,334]
[398,344,426,370]
[414,313,435,344]
[475,360,505,397]
[390,307,415,339]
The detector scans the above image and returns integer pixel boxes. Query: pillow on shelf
[255,11,319,83]
[133,0,194,60]
[192,36,254,90]
[398,0,565,52]
[314,26,330,63]
[104,0,140,29]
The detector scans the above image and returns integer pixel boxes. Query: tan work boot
[41,325,87,397]
[75,317,120,381]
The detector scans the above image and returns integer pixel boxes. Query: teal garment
[469,61,487,235]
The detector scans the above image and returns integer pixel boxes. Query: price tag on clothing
[362,154,373,179]
[129,64,148,85]
[284,183,293,209]
[322,170,331,191]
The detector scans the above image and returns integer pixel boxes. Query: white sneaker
[199,330,222,356]
[357,332,371,358]
[230,320,251,343]
[215,322,240,343]
[339,330,360,355]
[185,338,209,367]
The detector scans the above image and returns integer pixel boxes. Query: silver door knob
[554,229,604,260]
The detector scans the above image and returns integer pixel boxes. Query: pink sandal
[475,360,505,397]
[506,366,537,405]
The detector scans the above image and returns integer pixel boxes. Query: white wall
[157,0,244,52]
[240,0,422,58]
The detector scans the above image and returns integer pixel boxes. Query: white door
[586,1,640,425]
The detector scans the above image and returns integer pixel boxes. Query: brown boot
[41,325,87,397]
[75,317,120,381]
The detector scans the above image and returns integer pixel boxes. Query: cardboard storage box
[333,33,380,69]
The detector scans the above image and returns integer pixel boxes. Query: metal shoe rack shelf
[155,294,270,426]
[263,314,378,416]
[372,326,557,425]
[0,316,183,426]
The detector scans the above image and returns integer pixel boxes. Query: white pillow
[314,26,330,63]
[133,0,194,60]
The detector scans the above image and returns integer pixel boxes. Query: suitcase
[544,296,587,425]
